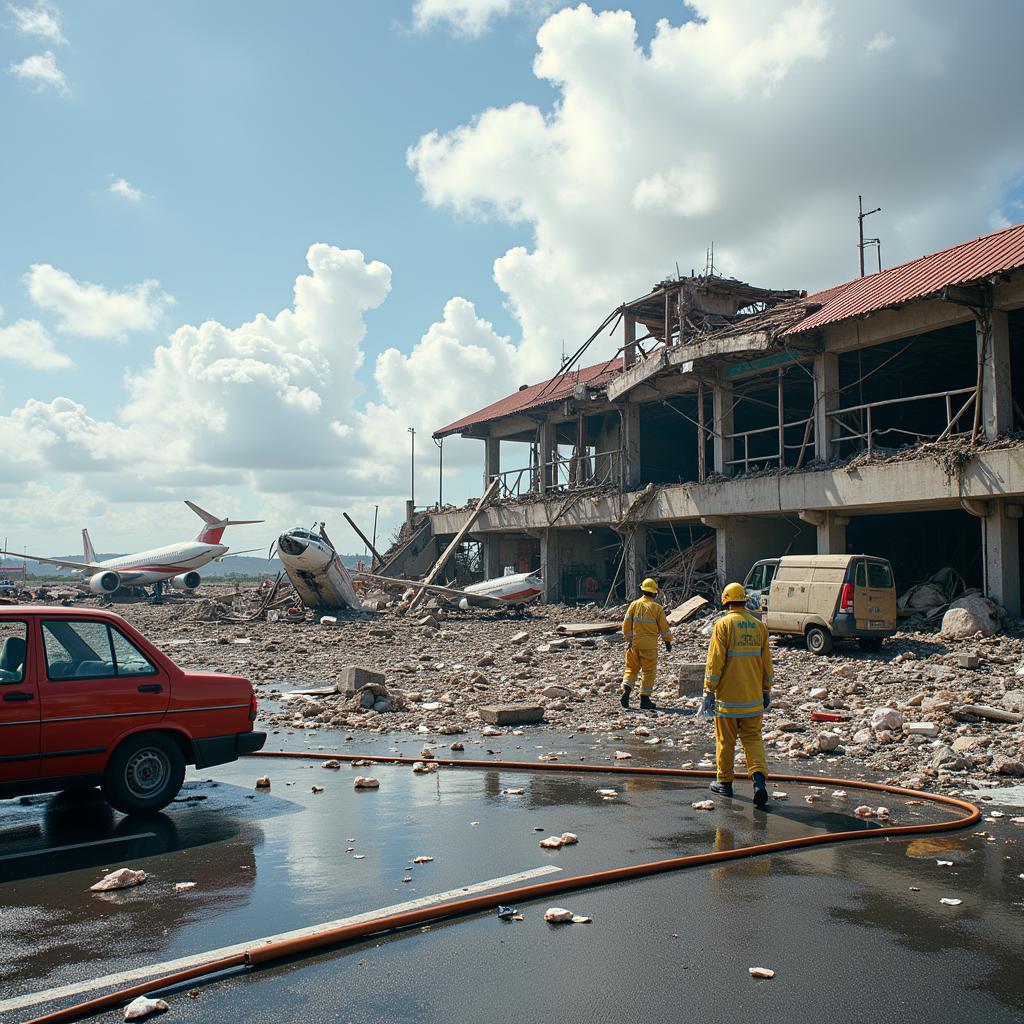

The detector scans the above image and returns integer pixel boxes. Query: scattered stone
[412,856,434,863]
[939,898,963,906]
[479,704,544,726]
[323,760,341,769]
[994,756,1024,777]
[340,665,386,695]
[311,785,324,793]
[450,741,464,751]
[956,652,980,669]
[749,968,775,980]
[871,707,904,733]
[503,788,525,795]
[544,907,575,923]
[175,881,196,891]
[91,868,146,892]
[613,751,632,760]
[571,915,592,924]
[124,996,169,1020]
[353,776,380,789]
[906,722,939,737]
[941,594,1001,639]
[816,732,841,752]
[255,776,271,789]
[691,800,715,810]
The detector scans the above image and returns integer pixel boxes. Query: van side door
[0,617,39,784]
[38,617,170,780]
[765,562,809,633]
[854,559,897,630]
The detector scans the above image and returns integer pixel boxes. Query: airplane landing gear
[150,581,164,605]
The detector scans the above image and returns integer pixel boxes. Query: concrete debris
[503,788,525,795]
[255,776,271,789]
[353,776,380,789]
[323,759,341,769]
[596,788,618,798]
[941,594,1002,639]
[961,704,1023,724]
[691,800,715,810]
[854,805,876,818]
[412,856,434,863]
[175,881,197,891]
[412,761,438,773]
[748,968,775,980]
[539,836,564,848]
[906,722,939,736]
[124,996,169,1020]
[543,907,576,923]
[311,785,324,793]
[772,791,788,800]
[91,868,146,892]
[613,751,632,760]
[560,832,579,845]
[871,708,904,733]
[939,898,963,906]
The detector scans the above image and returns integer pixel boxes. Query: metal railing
[493,448,623,499]
[827,385,976,455]
[724,415,814,473]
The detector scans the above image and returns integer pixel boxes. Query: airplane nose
[278,535,308,557]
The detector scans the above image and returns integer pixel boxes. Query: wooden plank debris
[555,622,619,637]
[666,595,709,626]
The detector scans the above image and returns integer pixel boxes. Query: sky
[1,0,1023,558]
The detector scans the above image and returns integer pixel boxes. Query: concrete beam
[484,437,500,492]
[427,447,1024,535]
[813,351,839,462]
[820,296,974,354]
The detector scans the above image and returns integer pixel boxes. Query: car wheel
[102,733,185,814]
[858,636,884,653]
[805,625,833,656]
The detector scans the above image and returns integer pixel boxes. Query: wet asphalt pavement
[1,726,1022,1024]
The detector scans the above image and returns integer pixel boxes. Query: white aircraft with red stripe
[359,570,544,612]
[2,500,262,596]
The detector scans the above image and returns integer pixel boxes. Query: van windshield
[867,561,893,588]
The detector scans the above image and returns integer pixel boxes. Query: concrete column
[985,500,1021,618]
[980,310,1012,440]
[484,436,500,491]
[813,351,839,462]
[708,516,801,589]
[816,514,847,554]
[624,315,637,369]
[539,420,557,493]
[621,402,641,489]
[541,529,562,603]
[712,383,734,476]
[623,525,648,597]
[483,535,504,580]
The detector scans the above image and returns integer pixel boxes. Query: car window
[868,561,894,588]
[855,561,866,588]
[110,628,157,676]
[763,563,776,587]
[745,565,763,591]
[0,620,28,683]
[42,620,115,680]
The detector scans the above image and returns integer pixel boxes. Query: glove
[664,641,672,654]
[699,690,716,720]
[762,690,772,710]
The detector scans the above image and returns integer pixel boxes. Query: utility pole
[371,504,379,567]
[857,195,882,277]
[407,427,416,507]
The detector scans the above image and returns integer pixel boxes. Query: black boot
[639,695,657,711]
[752,772,769,808]
[620,687,631,709]
[710,780,733,798]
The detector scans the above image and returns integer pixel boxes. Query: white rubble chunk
[544,906,575,922]
[906,722,939,737]
[412,856,434,863]
[559,832,579,845]
[539,836,565,849]
[871,707,904,733]
[691,800,715,810]
[124,996,169,1020]
[749,967,775,979]
[939,898,963,906]
[571,915,592,924]
[353,776,380,789]
[91,868,147,892]
[502,788,525,795]
[613,750,632,760]
[174,881,196,891]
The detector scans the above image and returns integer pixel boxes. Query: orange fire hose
[22,751,981,1024]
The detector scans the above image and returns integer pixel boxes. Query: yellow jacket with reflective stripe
[703,609,773,718]
[622,596,671,647]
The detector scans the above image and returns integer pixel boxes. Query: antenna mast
[857,195,882,276]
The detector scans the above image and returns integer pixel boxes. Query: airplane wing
[0,550,103,575]
[356,572,506,609]
[213,548,264,561]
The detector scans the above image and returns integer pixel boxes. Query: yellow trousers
[715,715,767,783]
[622,644,657,696]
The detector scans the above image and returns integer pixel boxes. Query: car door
[38,617,170,780]
[0,617,40,784]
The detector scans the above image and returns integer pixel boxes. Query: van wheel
[805,625,833,656]
[858,637,883,653]
[102,734,185,814]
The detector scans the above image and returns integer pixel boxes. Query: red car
[0,607,265,813]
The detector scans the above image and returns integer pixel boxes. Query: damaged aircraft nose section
[276,524,361,611]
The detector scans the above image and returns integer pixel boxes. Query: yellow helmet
[640,577,659,594]
[721,582,747,605]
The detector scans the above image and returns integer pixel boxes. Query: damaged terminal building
[399,222,1024,618]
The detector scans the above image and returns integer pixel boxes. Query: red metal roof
[434,359,622,438]
[784,220,1024,335]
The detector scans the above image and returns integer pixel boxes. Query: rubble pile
[96,594,1024,796]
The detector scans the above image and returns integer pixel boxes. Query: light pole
[408,427,416,507]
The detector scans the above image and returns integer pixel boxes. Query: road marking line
[0,832,157,862]
[0,865,561,1014]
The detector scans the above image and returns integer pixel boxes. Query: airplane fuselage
[90,542,228,586]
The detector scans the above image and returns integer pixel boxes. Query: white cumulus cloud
[8,1,64,43]
[10,49,67,94]
[0,319,71,369]
[412,0,515,37]
[408,0,1024,381]
[107,177,143,203]
[24,264,174,340]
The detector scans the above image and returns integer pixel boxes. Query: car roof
[0,606,129,621]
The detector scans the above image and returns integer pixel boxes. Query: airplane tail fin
[82,528,97,564]
[185,499,263,544]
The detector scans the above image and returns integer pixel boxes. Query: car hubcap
[125,748,169,797]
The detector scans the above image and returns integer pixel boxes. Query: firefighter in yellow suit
[702,582,773,806]
[620,578,672,711]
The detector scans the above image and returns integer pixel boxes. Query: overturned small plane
[276,523,361,611]
[359,570,543,615]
